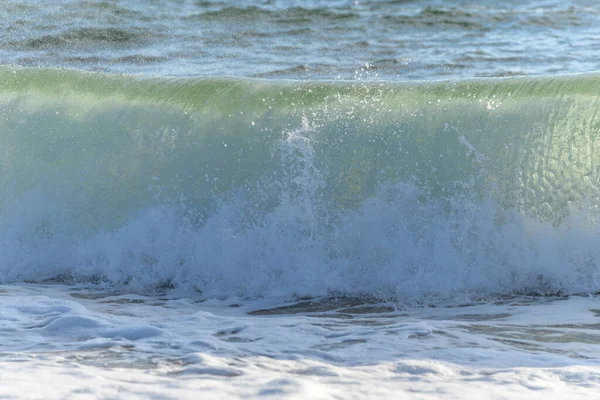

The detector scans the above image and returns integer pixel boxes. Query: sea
[2,0,600,398]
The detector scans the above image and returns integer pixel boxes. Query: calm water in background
[2,0,600,79]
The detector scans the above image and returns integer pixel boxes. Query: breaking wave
[2,66,600,302]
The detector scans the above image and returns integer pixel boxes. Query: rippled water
[2,0,600,79]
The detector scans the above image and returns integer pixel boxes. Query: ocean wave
[2,67,600,302]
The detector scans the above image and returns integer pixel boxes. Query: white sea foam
[1,285,600,399]
[2,124,600,303]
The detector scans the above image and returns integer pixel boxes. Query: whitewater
[3,67,600,299]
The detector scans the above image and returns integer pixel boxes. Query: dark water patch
[214,326,246,336]
[248,296,384,315]
[307,313,356,320]
[64,56,105,64]
[111,55,166,65]
[427,313,512,322]
[189,6,359,23]
[455,55,525,63]
[420,6,477,19]
[337,319,402,327]
[313,339,367,351]
[253,63,333,78]
[185,6,266,21]
[276,7,360,23]
[195,0,227,7]
[515,9,588,28]
[382,12,485,30]
[70,292,114,300]
[468,324,600,347]
[549,323,600,330]
[21,28,146,49]
[337,305,396,314]
[490,337,542,351]
[221,336,262,343]
[99,298,147,305]
[336,305,398,315]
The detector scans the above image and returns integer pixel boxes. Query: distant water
[3,1,600,399]
[2,0,600,80]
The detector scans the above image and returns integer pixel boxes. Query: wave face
[2,67,600,302]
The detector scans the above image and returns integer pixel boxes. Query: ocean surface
[2,1,600,399]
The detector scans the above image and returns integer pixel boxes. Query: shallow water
[2,285,600,399]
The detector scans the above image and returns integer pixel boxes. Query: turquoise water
[2,67,600,300]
